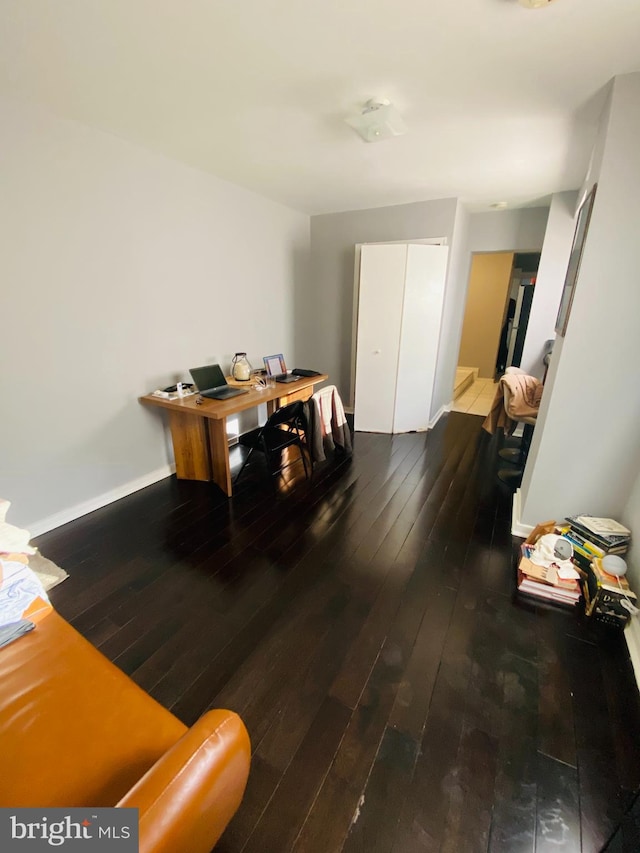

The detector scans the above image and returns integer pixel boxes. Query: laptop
[189,364,249,400]
[263,353,299,384]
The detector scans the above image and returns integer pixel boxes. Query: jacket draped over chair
[305,385,352,463]
[483,373,543,436]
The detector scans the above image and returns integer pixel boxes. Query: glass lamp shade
[231,353,252,381]
[345,101,407,143]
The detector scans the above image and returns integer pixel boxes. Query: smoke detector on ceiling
[518,0,556,8]
[345,99,407,143]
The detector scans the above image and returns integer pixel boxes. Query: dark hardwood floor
[35,412,640,853]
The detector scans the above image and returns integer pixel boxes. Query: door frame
[455,249,541,385]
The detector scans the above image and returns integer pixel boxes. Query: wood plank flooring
[35,412,640,853]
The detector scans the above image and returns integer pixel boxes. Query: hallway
[452,377,499,417]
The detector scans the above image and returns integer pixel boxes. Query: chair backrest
[266,400,306,430]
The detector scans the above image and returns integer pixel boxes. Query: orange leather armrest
[117,709,250,853]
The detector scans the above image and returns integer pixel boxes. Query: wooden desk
[140,374,328,496]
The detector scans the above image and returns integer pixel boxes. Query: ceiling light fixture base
[345,99,407,143]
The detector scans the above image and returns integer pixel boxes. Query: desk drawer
[278,387,313,405]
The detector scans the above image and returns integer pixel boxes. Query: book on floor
[517,545,581,607]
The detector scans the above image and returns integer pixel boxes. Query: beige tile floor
[453,366,477,397]
[452,377,499,416]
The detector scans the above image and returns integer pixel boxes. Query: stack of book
[561,516,631,573]
[517,542,582,608]
[584,556,637,627]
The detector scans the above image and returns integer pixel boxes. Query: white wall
[450,205,549,377]
[308,198,459,409]
[466,207,550,255]
[520,73,640,526]
[0,96,309,532]
[308,202,550,421]
[622,469,640,599]
[431,200,470,419]
[519,192,578,378]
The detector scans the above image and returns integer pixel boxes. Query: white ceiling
[1,0,639,215]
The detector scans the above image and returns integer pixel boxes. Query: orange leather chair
[0,610,250,853]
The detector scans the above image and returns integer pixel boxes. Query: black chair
[235,400,310,484]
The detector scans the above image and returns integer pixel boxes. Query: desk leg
[208,418,233,497]
[168,411,212,481]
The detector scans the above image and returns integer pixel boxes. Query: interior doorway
[500,253,540,373]
[452,251,541,416]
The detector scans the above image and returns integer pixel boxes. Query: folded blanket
[0,557,52,628]
[0,619,35,649]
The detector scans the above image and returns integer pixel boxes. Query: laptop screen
[263,354,287,377]
[189,364,227,391]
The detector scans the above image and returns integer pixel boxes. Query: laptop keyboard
[203,386,247,399]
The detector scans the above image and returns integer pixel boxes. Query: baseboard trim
[511,488,534,538]
[28,464,175,538]
[625,618,640,694]
[345,404,447,429]
[429,403,451,429]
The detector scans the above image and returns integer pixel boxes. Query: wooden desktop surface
[139,373,328,495]
[140,373,327,420]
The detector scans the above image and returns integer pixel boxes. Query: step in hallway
[452,373,499,417]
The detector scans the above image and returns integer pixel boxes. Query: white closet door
[354,244,407,432]
[394,245,449,432]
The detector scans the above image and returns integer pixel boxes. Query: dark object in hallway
[496,297,516,374]
[35,413,640,852]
